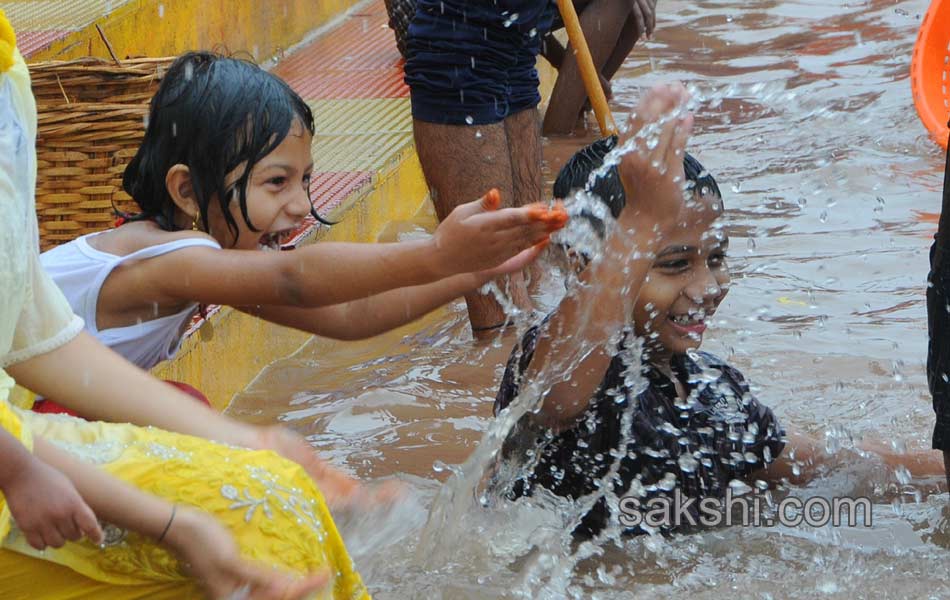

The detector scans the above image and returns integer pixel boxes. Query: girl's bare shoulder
[87,221,219,257]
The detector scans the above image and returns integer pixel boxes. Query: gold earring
[191,213,200,231]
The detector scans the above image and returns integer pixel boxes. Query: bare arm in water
[763,430,945,486]
[521,84,695,429]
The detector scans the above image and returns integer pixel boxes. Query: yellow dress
[0,386,369,599]
[0,12,368,599]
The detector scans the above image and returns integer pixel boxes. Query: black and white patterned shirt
[494,324,786,538]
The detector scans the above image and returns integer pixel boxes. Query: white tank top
[40,231,221,370]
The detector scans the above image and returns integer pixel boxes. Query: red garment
[33,380,211,417]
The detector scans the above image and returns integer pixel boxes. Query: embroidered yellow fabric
[0,402,369,599]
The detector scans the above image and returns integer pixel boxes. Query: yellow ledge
[25,0,361,62]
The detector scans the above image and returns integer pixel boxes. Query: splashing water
[225,0,950,597]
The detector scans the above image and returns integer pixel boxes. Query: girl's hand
[254,426,403,510]
[2,456,103,550]
[476,228,555,280]
[429,190,568,278]
[165,506,331,600]
[616,82,694,236]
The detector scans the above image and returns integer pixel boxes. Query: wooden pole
[556,0,618,136]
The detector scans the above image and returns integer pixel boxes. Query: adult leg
[413,119,530,333]
[542,0,628,136]
[407,0,552,334]
[504,107,545,293]
[601,14,644,81]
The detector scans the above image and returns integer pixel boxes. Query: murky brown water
[227,0,950,597]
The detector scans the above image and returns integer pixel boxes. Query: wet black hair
[122,51,326,241]
[552,135,722,235]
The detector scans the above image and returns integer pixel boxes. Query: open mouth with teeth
[668,310,710,336]
[258,229,296,251]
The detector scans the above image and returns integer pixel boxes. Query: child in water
[38,51,566,418]
[495,83,944,539]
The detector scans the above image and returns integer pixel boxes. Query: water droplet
[894,465,911,485]
[728,479,753,495]
[678,454,699,473]
[657,473,678,491]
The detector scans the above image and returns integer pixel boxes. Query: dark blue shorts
[404,0,556,126]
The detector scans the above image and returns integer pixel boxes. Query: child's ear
[165,164,199,220]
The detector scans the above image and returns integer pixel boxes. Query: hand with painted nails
[617,82,693,235]
[430,189,568,278]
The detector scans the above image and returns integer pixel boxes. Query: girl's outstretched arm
[33,436,331,600]
[141,192,565,311]
[240,241,549,340]
[6,331,367,508]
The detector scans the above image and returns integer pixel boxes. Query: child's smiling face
[207,120,315,250]
[633,192,730,359]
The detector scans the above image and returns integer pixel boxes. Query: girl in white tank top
[37,52,566,419]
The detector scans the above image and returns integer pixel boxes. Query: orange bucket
[911,0,950,149]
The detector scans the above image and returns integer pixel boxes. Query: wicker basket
[30,57,174,250]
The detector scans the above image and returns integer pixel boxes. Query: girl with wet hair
[38,51,566,417]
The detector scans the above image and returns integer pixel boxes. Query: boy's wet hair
[122,51,326,240]
[553,135,721,235]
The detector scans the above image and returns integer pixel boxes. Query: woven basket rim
[29,56,175,68]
